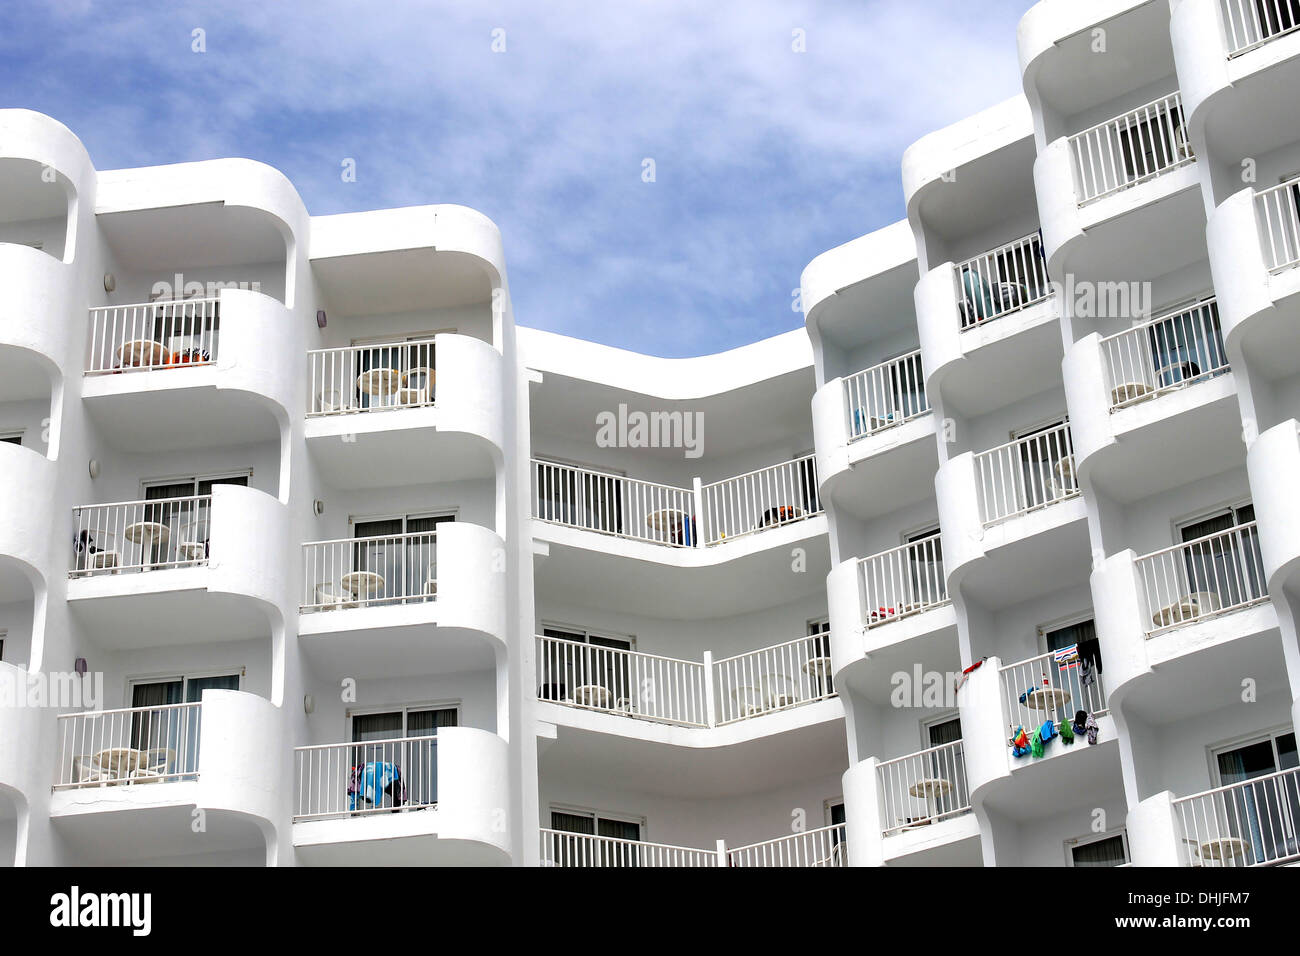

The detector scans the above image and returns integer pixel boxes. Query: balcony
[532,455,821,550]
[539,822,847,867]
[917,234,1061,421]
[974,421,1079,528]
[66,484,287,649]
[958,648,1121,825]
[1064,297,1242,501]
[1134,521,1267,636]
[1206,179,1300,385]
[534,631,835,730]
[1248,420,1300,594]
[0,440,56,582]
[1068,94,1195,207]
[1174,767,1300,866]
[292,726,509,866]
[81,289,294,451]
[50,691,282,864]
[297,521,506,677]
[1223,0,1300,57]
[812,351,937,521]
[1037,94,1202,280]
[531,455,829,618]
[304,333,504,488]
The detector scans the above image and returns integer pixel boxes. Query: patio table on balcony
[1111,381,1155,407]
[572,684,613,709]
[117,339,171,369]
[341,570,385,601]
[646,509,693,545]
[1024,687,1071,712]
[1194,836,1250,865]
[124,521,170,570]
[803,656,832,694]
[356,368,401,403]
[908,777,952,822]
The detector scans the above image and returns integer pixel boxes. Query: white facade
[4,0,1300,867]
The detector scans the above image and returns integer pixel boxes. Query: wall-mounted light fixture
[316,310,327,329]
[88,459,99,479]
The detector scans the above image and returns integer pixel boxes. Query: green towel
[1060,719,1075,745]
[1030,728,1044,758]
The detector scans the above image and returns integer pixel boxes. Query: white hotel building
[2,0,1300,868]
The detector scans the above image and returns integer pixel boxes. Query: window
[1208,730,1299,865]
[1069,831,1130,867]
[351,512,454,604]
[807,618,832,697]
[129,672,241,778]
[538,626,633,704]
[534,458,626,536]
[1013,418,1075,510]
[548,807,644,866]
[139,473,249,564]
[1145,297,1227,388]
[1177,503,1264,609]
[351,331,445,410]
[0,628,5,661]
[905,526,945,609]
[348,705,458,810]
[1040,616,1105,717]
[0,432,20,446]
[922,715,968,819]
[1117,102,1189,184]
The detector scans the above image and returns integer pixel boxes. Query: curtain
[130,680,184,776]
[598,817,643,866]
[405,515,452,599]
[404,708,456,808]
[178,674,239,776]
[1217,740,1276,863]
[1073,834,1127,867]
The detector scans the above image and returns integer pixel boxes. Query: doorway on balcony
[549,806,644,866]
[348,705,458,811]
[1039,615,1105,719]
[1210,730,1299,865]
[1067,829,1130,866]
[351,512,454,607]
[534,458,625,536]
[350,331,445,411]
[1176,503,1264,613]
[141,472,249,567]
[128,671,241,780]
[538,625,632,709]
[921,714,967,820]
[1117,100,1189,187]
[1012,418,1074,513]
[905,525,945,612]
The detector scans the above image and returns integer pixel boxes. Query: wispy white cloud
[1,0,1030,355]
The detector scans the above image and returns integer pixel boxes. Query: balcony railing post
[715,839,728,868]
[703,650,717,728]
[692,476,705,548]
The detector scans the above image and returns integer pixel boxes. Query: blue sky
[2,0,1029,356]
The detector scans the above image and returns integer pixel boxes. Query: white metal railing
[71,495,212,576]
[85,297,220,374]
[1002,649,1107,748]
[55,702,202,788]
[1069,93,1193,204]
[1175,767,1300,866]
[539,829,719,867]
[1100,298,1228,410]
[712,634,835,725]
[301,531,438,612]
[700,455,821,545]
[877,740,971,836]
[974,422,1078,526]
[1135,521,1267,635]
[726,824,848,867]
[535,634,708,727]
[531,459,697,546]
[1222,0,1300,56]
[845,349,929,440]
[294,735,440,820]
[859,534,947,629]
[955,232,1052,329]
[535,633,836,728]
[1256,176,1300,273]
[307,338,437,416]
